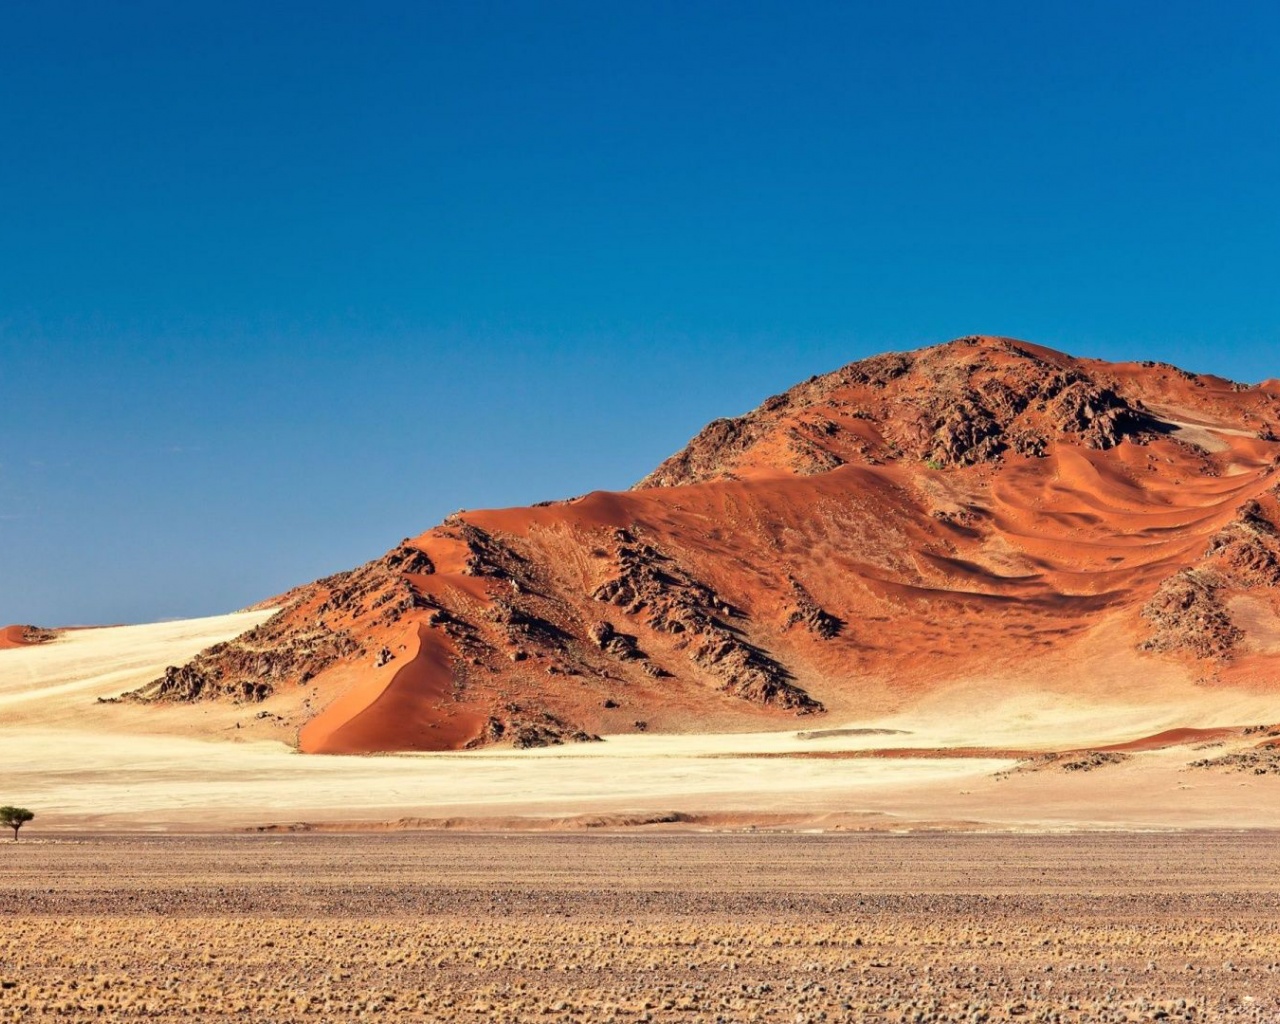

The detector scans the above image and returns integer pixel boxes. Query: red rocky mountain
[125,336,1280,752]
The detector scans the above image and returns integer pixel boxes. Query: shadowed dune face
[103,336,1280,753]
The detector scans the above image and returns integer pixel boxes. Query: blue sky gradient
[2,1,1278,624]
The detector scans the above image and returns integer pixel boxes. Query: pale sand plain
[0,612,1277,831]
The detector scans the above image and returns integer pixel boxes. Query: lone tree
[0,806,34,841]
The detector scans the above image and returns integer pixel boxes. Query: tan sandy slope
[1,610,1276,830]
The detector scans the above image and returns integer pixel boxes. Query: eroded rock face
[589,621,645,661]
[637,337,1162,485]
[1205,501,1280,587]
[925,399,1004,467]
[1047,379,1153,450]
[452,522,526,581]
[125,620,363,703]
[487,599,569,650]
[1141,570,1243,659]
[1137,497,1280,659]
[784,426,847,476]
[783,580,842,640]
[121,543,436,704]
[890,364,1158,466]
[125,540,437,705]
[469,706,600,749]
[638,418,763,488]
[592,533,821,713]
[318,543,435,621]
[688,629,819,711]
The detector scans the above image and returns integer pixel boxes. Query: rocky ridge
[1142,494,1280,659]
[636,337,1172,487]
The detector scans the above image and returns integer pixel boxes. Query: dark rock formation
[1189,748,1280,775]
[487,599,568,650]
[1205,500,1280,587]
[637,336,1163,486]
[18,626,56,645]
[593,534,821,712]
[588,620,645,661]
[468,705,601,749]
[783,579,843,639]
[124,619,361,703]
[1141,570,1243,659]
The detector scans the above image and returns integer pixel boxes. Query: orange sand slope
[96,337,1280,755]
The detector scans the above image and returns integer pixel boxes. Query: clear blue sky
[2,1,1277,625]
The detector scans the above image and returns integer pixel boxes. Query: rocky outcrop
[840,351,914,388]
[592,533,821,712]
[470,706,601,749]
[588,620,645,661]
[1189,747,1280,775]
[784,426,846,476]
[1205,501,1280,587]
[17,626,56,645]
[929,400,1004,467]
[1140,570,1243,659]
[1047,379,1154,450]
[451,521,527,581]
[688,630,818,710]
[487,599,569,650]
[637,417,762,488]
[590,532,730,624]
[904,367,1157,466]
[123,620,362,703]
[139,663,273,703]
[783,579,842,639]
[317,542,435,621]
[1010,750,1131,774]
[637,337,1163,486]
[1137,499,1280,660]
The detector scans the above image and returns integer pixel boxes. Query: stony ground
[1,831,1278,1021]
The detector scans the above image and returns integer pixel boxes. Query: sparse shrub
[0,806,33,841]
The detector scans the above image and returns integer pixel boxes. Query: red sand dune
[1096,727,1240,753]
[122,336,1280,753]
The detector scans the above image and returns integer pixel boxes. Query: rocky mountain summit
[128,337,1280,752]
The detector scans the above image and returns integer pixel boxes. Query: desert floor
[1,612,1278,831]
[2,832,1279,1021]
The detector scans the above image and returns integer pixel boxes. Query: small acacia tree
[0,806,34,841]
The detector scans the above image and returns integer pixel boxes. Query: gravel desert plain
[3,338,1280,1020]
[3,833,1279,1022]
